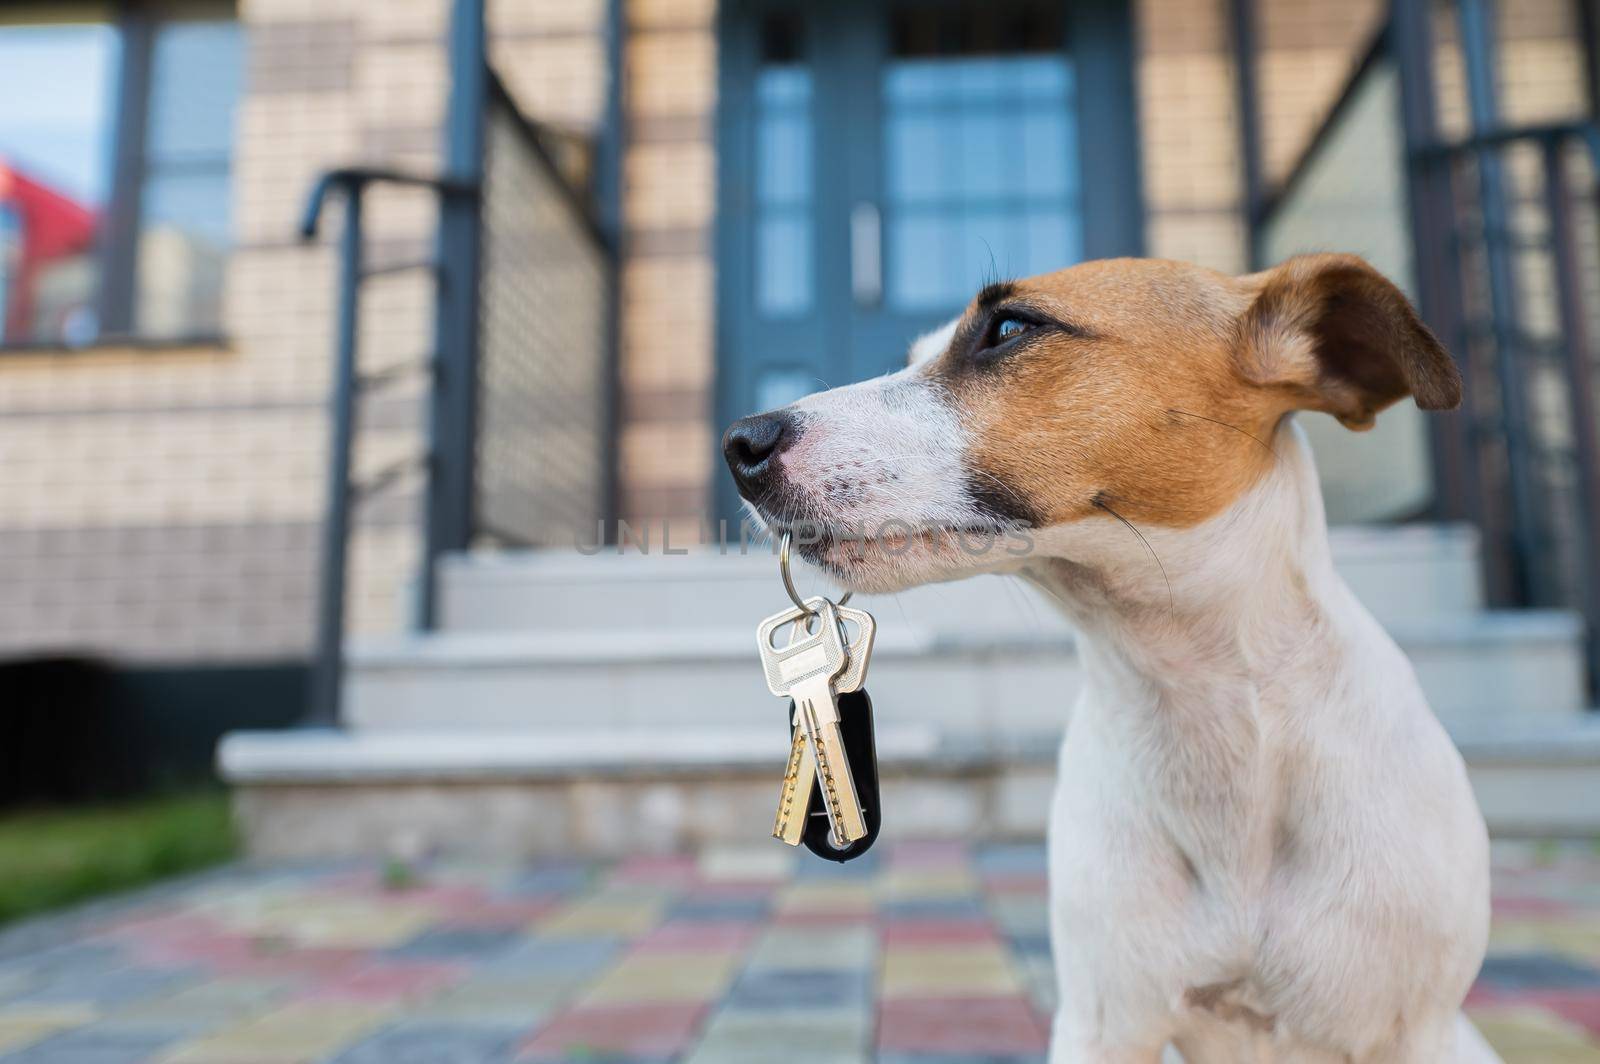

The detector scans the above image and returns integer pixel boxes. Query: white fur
[784,366,970,533]
[779,314,963,531]
[771,338,1040,592]
[1029,423,1493,1062]
[752,347,1497,1061]
[909,316,962,365]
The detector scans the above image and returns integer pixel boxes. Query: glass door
[842,3,1084,379]
[717,9,847,434]
[715,0,1141,515]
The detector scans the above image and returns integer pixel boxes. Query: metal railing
[1256,4,1600,687]
[1254,30,1444,524]
[475,74,616,548]
[1415,123,1600,676]
[298,0,617,725]
[299,167,474,726]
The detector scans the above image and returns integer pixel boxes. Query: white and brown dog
[723,254,1499,1063]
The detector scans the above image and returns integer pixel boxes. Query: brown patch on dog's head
[927,254,1460,531]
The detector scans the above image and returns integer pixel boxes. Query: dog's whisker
[1092,493,1175,621]
[1167,408,1279,459]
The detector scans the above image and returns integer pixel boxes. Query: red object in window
[0,159,98,341]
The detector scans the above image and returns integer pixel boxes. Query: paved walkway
[0,841,1596,1063]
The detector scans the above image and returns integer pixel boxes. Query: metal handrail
[298,0,620,728]
[1411,120,1600,163]
[298,168,479,728]
[299,167,476,240]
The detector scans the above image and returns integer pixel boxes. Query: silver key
[782,603,873,692]
[757,598,866,846]
[832,604,876,695]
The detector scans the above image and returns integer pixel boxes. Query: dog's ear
[1235,253,1461,430]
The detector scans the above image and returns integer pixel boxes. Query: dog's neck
[1031,420,1344,682]
[1025,420,1372,879]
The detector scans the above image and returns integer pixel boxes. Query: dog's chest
[1184,976,1276,1030]
[1052,736,1452,1037]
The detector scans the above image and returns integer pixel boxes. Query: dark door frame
[711,0,1144,524]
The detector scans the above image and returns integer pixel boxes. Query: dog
[723,254,1500,1063]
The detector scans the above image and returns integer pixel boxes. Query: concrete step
[437,524,1486,635]
[345,609,1588,738]
[1457,724,1600,836]
[221,717,1600,858]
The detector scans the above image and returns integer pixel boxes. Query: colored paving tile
[0,1024,196,1064]
[326,1021,525,1064]
[0,841,1592,1062]
[744,928,875,973]
[878,996,1051,1056]
[516,1002,707,1060]
[629,921,760,955]
[576,952,743,1007]
[154,1002,394,1063]
[405,972,577,1025]
[0,1012,94,1057]
[683,1006,870,1064]
[880,943,1025,999]
[1467,1003,1600,1063]
[536,899,664,939]
[724,968,872,1011]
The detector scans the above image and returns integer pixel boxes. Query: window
[882,2,1081,310]
[0,18,118,346]
[753,12,813,320]
[0,4,241,348]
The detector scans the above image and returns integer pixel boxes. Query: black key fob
[787,688,881,863]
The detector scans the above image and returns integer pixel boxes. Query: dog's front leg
[1047,1015,1172,1064]
[1048,744,1185,1064]
[1047,972,1176,1061]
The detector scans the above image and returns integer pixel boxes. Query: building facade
[0,0,1593,676]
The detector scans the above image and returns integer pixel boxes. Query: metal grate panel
[474,94,612,548]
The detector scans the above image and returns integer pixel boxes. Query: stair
[222,524,1600,857]
[342,612,1584,739]
[222,718,1600,858]
[436,523,1486,634]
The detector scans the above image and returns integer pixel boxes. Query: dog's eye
[970,309,1071,360]
[984,316,1036,350]
[997,318,1030,342]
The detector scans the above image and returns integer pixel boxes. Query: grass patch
[0,791,237,928]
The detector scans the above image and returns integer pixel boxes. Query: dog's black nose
[723,412,792,495]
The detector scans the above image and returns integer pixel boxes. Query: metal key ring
[778,529,852,617]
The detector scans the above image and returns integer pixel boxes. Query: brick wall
[614,0,718,536]
[1135,0,1248,274]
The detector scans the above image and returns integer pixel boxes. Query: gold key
[773,612,816,844]
[774,729,812,844]
[757,597,864,847]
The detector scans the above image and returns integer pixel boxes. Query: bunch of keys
[755,532,881,862]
